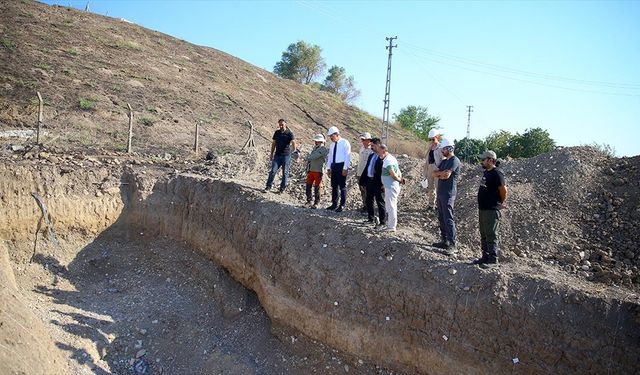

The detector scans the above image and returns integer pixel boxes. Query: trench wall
[1,164,639,374]
[126,172,640,374]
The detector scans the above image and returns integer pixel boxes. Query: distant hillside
[0,0,425,157]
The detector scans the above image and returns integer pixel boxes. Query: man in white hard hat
[304,134,328,208]
[264,119,297,193]
[356,132,374,213]
[424,128,443,211]
[432,138,461,255]
[474,150,507,268]
[325,126,351,212]
[377,143,406,232]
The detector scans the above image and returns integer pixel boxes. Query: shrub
[138,117,155,126]
[1,38,14,51]
[79,98,96,110]
[65,47,78,56]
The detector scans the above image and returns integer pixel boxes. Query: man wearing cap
[264,119,297,193]
[424,129,443,211]
[326,126,351,212]
[365,138,386,227]
[356,132,374,213]
[432,139,461,255]
[475,150,507,268]
[304,134,329,208]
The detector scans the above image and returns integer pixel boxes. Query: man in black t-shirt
[264,119,297,193]
[474,150,507,268]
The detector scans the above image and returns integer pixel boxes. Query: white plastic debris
[334,301,338,306]
[385,316,390,321]
[442,335,448,341]
[323,244,328,248]
[512,357,520,364]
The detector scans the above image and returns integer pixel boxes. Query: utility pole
[464,105,474,161]
[381,36,397,144]
[466,105,474,139]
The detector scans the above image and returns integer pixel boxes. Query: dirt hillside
[0,0,424,158]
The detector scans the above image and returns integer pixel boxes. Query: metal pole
[36,91,43,145]
[381,36,397,144]
[127,103,133,153]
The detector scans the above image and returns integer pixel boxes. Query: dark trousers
[366,180,386,224]
[436,193,457,244]
[266,155,291,191]
[479,209,501,262]
[330,162,347,207]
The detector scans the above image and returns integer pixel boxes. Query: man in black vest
[363,138,386,227]
[325,126,351,212]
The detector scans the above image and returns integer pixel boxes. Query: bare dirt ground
[12,229,400,375]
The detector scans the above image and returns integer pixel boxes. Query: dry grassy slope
[0,0,425,157]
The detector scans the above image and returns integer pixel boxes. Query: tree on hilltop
[274,41,326,84]
[321,65,361,103]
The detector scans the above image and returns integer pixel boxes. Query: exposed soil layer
[3,151,639,374]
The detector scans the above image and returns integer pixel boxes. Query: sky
[41,0,640,156]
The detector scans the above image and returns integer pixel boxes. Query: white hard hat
[327,126,339,136]
[427,128,439,139]
[313,133,325,142]
[438,138,454,149]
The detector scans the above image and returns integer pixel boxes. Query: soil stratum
[1,1,639,375]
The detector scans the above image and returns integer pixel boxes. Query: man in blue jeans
[264,119,297,193]
[432,139,461,255]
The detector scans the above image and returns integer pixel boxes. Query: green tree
[393,105,440,141]
[510,127,555,158]
[321,65,361,103]
[455,137,487,161]
[274,40,326,84]
[484,130,514,158]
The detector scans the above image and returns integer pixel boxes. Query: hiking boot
[472,258,487,265]
[443,243,457,256]
[311,203,317,209]
[326,205,337,211]
[263,187,271,193]
[335,206,344,213]
[479,261,498,269]
[432,241,448,249]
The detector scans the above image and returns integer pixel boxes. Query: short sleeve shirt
[381,154,400,187]
[478,168,505,210]
[436,156,461,196]
[273,129,294,156]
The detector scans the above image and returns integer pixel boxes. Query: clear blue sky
[43,0,640,156]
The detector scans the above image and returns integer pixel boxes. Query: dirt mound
[0,0,424,159]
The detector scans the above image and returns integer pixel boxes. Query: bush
[78,98,96,110]
[138,117,155,126]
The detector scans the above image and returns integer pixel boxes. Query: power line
[402,41,640,90]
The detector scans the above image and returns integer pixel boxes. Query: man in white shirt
[325,126,351,212]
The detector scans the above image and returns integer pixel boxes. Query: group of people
[263,119,507,268]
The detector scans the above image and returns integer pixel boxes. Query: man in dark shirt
[432,139,461,255]
[474,150,507,268]
[264,119,297,193]
[363,138,386,227]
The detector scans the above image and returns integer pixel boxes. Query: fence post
[127,103,133,153]
[36,91,43,145]
[194,121,200,154]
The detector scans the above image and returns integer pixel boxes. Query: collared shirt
[367,153,379,178]
[327,138,351,170]
[357,146,374,176]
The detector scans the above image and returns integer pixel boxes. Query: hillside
[0,0,425,157]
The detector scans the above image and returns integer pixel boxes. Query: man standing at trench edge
[264,119,297,193]
[474,150,507,268]
[432,139,460,255]
[326,126,351,212]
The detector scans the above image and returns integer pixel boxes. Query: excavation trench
[1,163,639,374]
